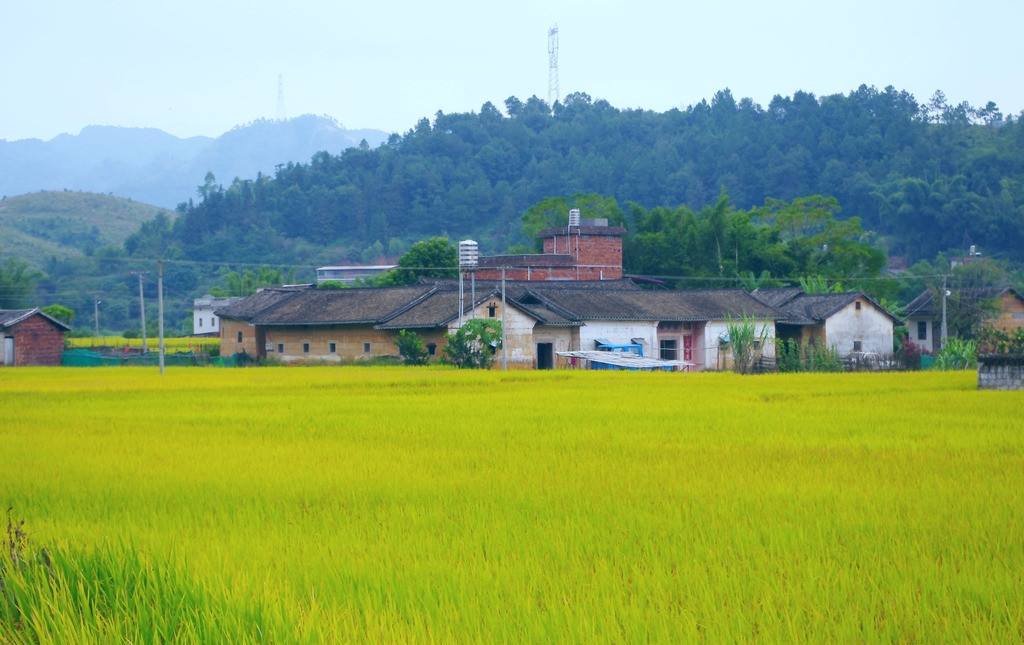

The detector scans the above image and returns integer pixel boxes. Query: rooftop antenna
[276,74,287,121]
[547,25,559,107]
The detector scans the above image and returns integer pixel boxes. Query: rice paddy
[0,367,1021,642]
[65,336,219,352]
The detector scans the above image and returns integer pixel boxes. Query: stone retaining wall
[978,354,1024,390]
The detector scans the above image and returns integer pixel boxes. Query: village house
[192,295,242,336]
[0,308,71,367]
[751,288,898,356]
[904,287,1024,353]
[215,281,777,370]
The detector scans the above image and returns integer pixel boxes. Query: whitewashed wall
[824,301,894,355]
[703,319,776,370]
[450,298,538,367]
[192,305,221,335]
[578,321,658,357]
[907,316,935,353]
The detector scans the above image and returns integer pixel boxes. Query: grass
[66,336,219,352]
[0,368,1021,642]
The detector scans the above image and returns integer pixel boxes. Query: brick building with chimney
[476,209,625,281]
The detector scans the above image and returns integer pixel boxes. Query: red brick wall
[543,233,623,279]
[7,315,66,366]
[477,232,623,282]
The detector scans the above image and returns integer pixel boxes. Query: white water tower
[458,240,479,268]
[568,208,581,227]
[458,240,479,326]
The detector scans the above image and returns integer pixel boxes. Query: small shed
[0,308,71,367]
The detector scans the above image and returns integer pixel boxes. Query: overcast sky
[2,0,1022,141]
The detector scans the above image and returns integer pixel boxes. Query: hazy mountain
[0,191,173,268]
[0,115,389,208]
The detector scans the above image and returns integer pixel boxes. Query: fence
[61,349,241,368]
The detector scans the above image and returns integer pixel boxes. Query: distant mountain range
[0,115,389,208]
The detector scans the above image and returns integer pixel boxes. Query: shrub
[724,317,768,374]
[395,330,430,366]
[442,319,502,369]
[934,338,977,370]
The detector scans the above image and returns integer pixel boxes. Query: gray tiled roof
[756,290,900,325]
[253,286,434,326]
[523,288,779,322]
[0,308,71,331]
[214,287,310,322]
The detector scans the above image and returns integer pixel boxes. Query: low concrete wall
[978,354,1024,390]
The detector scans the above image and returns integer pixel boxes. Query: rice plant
[0,367,1020,642]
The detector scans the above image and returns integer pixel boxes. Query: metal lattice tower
[547,25,559,107]
[276,74,287,121]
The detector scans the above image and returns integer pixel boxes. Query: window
[488,304,497,318]
[211,317,216,327]
[329,342,336,353]
[303,343,310,354]
[363,342,371,353]
[427,343,436,356]
[277,343,284,353]
[855,301,862,311]
[237,331,243,343]
[199,318,203,328]
[853,340,863,352]
[917,321,928,340]
[659,339,678,360]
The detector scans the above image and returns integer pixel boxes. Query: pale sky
[2,0,1021,141]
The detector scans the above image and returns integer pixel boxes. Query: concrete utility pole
[133,272,147,354]
[940,274,949,349]
[157,261,165,375]
[501,267,508,370]
[93,298,101,338]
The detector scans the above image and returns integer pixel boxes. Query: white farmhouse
[752,288,898,356]
[192,295,242,336]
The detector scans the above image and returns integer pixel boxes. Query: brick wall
[4,315,66,366]
[543,233,623,279]
[220,319,261,358]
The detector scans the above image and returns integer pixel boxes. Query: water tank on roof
[568,208,581,227]
[458,240,479,268]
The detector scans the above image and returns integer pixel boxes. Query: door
[3,337,13,366]
[536,343,554,369]
[683,335,693,362]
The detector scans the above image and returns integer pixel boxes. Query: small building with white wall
[752,288,897,356]
[193,295,242,336]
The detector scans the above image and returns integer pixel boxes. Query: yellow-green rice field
[0,367,1021,643]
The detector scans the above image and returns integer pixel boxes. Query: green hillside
[0,191,172,268]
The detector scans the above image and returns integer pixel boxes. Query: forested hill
[140,86,1024,265]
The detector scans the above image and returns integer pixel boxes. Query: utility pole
[133,272,147,354]
[157,261,165,375]
[940,274,949,350]
[93,298,101,339]
[501,267,508,370]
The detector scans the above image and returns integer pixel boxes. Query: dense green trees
[132,86,1024,268]
[0,259,41,308]
[623,194,885,287]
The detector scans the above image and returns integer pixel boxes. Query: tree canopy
[134,86,1024,267]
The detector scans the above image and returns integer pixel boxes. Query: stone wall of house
[978,355,1024,390]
